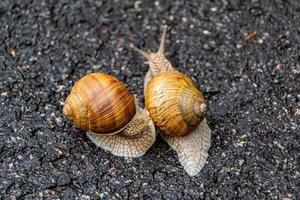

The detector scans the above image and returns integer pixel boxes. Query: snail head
[130,25,174,76]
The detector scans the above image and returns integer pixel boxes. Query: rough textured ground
[0,0,299,199]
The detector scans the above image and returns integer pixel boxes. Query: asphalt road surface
[0,0,299,199]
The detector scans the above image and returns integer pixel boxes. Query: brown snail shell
[145,71,207,136]
[63,73,156,157]
[63,73,136,135]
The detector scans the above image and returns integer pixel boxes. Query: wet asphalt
[0,0,299,199]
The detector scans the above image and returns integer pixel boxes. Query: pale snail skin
[63,73,156,158]
[131,26,211,176]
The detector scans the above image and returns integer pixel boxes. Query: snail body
[132,26,211,176]
[63,73,156,158]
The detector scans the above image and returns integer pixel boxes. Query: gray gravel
[0,0,299,199]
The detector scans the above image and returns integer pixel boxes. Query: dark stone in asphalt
[0,0,299,199]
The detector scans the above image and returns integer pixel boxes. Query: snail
[131,26,211,176]
[63,73,156,158]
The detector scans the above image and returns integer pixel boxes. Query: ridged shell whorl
[63,73,136,135]
[145,71,207,136]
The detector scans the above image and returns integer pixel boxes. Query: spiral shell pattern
[63,73,136,135]
[145,71,206,136]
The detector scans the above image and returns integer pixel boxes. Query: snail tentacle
[130,44,151,60]
[158,25,167,54]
